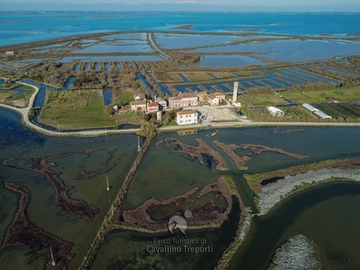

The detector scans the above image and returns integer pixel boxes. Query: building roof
[213,92,226,97]
[267,106,284,113]
[314,110,332,119]
[179,93,198,98]
[147,102,158,107]
[177,110,198,115]
[207,94,218,100]
[168,96,181,101]
[302,103,319,112]
[131,100,146,106]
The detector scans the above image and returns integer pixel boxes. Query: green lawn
[281,86,360,104]
[113,89,134,105]
[238,93,288,106]
[39,90,143,130]
[166,120,178,126]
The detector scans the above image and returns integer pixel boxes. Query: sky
[1,0,360,11]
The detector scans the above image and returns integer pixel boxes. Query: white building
[130,100,147,112]
[207,94,220,106]
[156,97,168,109]
[176,110,198,125]
[267,106,285,117]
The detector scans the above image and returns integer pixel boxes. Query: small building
[176,110,198,125]
[156,97,168,109]
[207,94,220,106]
[118,105,131,115]
[6,51,15,56]
[133,93,145,101]
[194,92,208,103]
[213,92,226,102]
[130,100,147,112]
[146,102,159,114]
[302,103,319,112]
[168,97,182,108]
[233,101,241,108]
[327,98,341,104]
[267,106,285,117]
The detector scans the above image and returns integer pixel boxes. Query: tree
[137,121,157,139]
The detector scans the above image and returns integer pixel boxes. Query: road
[1,81,360,138]
[0,81,140,137]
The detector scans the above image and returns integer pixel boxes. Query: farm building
[267,106,285,117]
[314,110,332,119]
[302,103,319,112]
[302,103,332,119]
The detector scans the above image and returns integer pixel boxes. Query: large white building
[176,110,198,125]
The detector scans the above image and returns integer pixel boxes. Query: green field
[0,82,20,90]
[0,91,14,102]
[281,106,318,119]
[281,87,360,104]
[39,90,144,130]
[238,92,288,106]
[315,103,360,119]
[112,89,135,105]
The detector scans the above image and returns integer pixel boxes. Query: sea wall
[258,168,360,215]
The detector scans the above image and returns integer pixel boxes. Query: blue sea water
[0,12,360,46]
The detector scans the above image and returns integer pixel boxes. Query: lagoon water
[2,106,360,269]
[1,12,360,46]
[193,39,360,62]
[2,11,360,269]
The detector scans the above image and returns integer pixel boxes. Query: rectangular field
[281,86,360,104]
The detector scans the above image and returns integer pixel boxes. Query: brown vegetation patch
[165,138,229,171]
[120,176,234,231]
[241,144,310,159]
[213,140,251,170]
[155,139,163,146]
[272,128,306,134]
[0,182,74,269]
[27,153,99,221]
[3,152,99,221]
[171,25,193,30]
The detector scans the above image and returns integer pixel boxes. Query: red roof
[148,102,158,107]
[177,110,197,115]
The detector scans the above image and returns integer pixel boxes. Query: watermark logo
[146,210,213,255]
[168,215,187,236]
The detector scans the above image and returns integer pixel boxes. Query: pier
[79,135,153,270]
